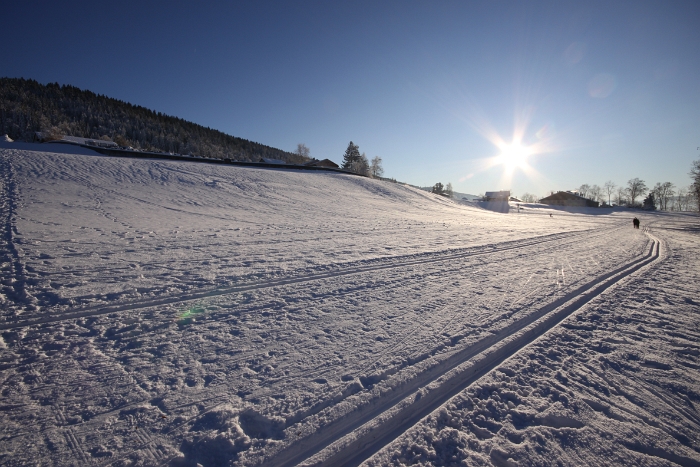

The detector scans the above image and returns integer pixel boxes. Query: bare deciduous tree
[688,190,699,212]
[348,152,370,176]
[445,182,454,198]
[662,182,674,210]
[294,143,310,159]
[652,182,675,210]
[590,184,602,203]
[678,185,697,211]
[674,187,687,211]
[651,183,662,210]
[627,178,648,206]
[370,156,384,178]
[603,181,616,206]
[615,186,627,206]
[690,158,700,212]
[578,184,590,198]
[521,193,538,203]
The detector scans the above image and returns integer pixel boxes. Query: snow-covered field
[1,143,698,467]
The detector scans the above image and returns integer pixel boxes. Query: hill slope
[1,143,698,467]
[0,77,306,163]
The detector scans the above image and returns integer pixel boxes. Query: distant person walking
[633,217,640,229]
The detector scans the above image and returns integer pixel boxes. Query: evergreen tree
[342,141,361,169]
[643,192,656,210]
[350,152,370,176]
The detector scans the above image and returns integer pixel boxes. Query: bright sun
[496,142,531,172]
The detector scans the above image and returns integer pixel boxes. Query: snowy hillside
[1,142,698,466]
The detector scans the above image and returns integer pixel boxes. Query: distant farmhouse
[29,131,350,174]
[260,157,287,165]
[304,158,339,169]
[35,132,118,149]
[540,191,599,207]
[484,190,510,201]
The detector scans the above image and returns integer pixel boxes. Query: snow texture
[0,142,698,467]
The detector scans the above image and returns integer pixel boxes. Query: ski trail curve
[262,232,662,467]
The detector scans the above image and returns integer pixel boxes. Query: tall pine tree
[342,141,361,169]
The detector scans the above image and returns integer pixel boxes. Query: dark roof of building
[304,158,339,168]
[540,191,599,206]
[260,157,287,165]
[541,191,586,201]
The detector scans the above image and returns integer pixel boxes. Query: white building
[484,190,510,201]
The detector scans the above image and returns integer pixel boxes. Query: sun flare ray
[457,114,556,190]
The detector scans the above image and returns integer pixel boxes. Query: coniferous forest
[0,77,306,163]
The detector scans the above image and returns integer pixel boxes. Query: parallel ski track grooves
[0,155,28,310]
[264,232,661,467]
[0,226,622,330]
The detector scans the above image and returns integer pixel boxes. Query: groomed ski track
[0,225,624,331]
[262,230,662,467]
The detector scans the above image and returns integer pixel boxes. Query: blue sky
[3,0,699,196]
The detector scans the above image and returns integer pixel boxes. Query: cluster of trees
[519,193,539,203]
[577,178,697,211]
[570,179,652,207]
[293,143,310,159]
[0,78,308,164]
[516,159,700,212]
[431,182,453,197]
[518,167,699,211]
[341,141,384,177]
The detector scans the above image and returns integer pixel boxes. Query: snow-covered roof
[260,157,286,165]
[58,136,118,148]
[39,134,119,148]
[485,190,510,198]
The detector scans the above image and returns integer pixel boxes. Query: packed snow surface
[0,143,698,466]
